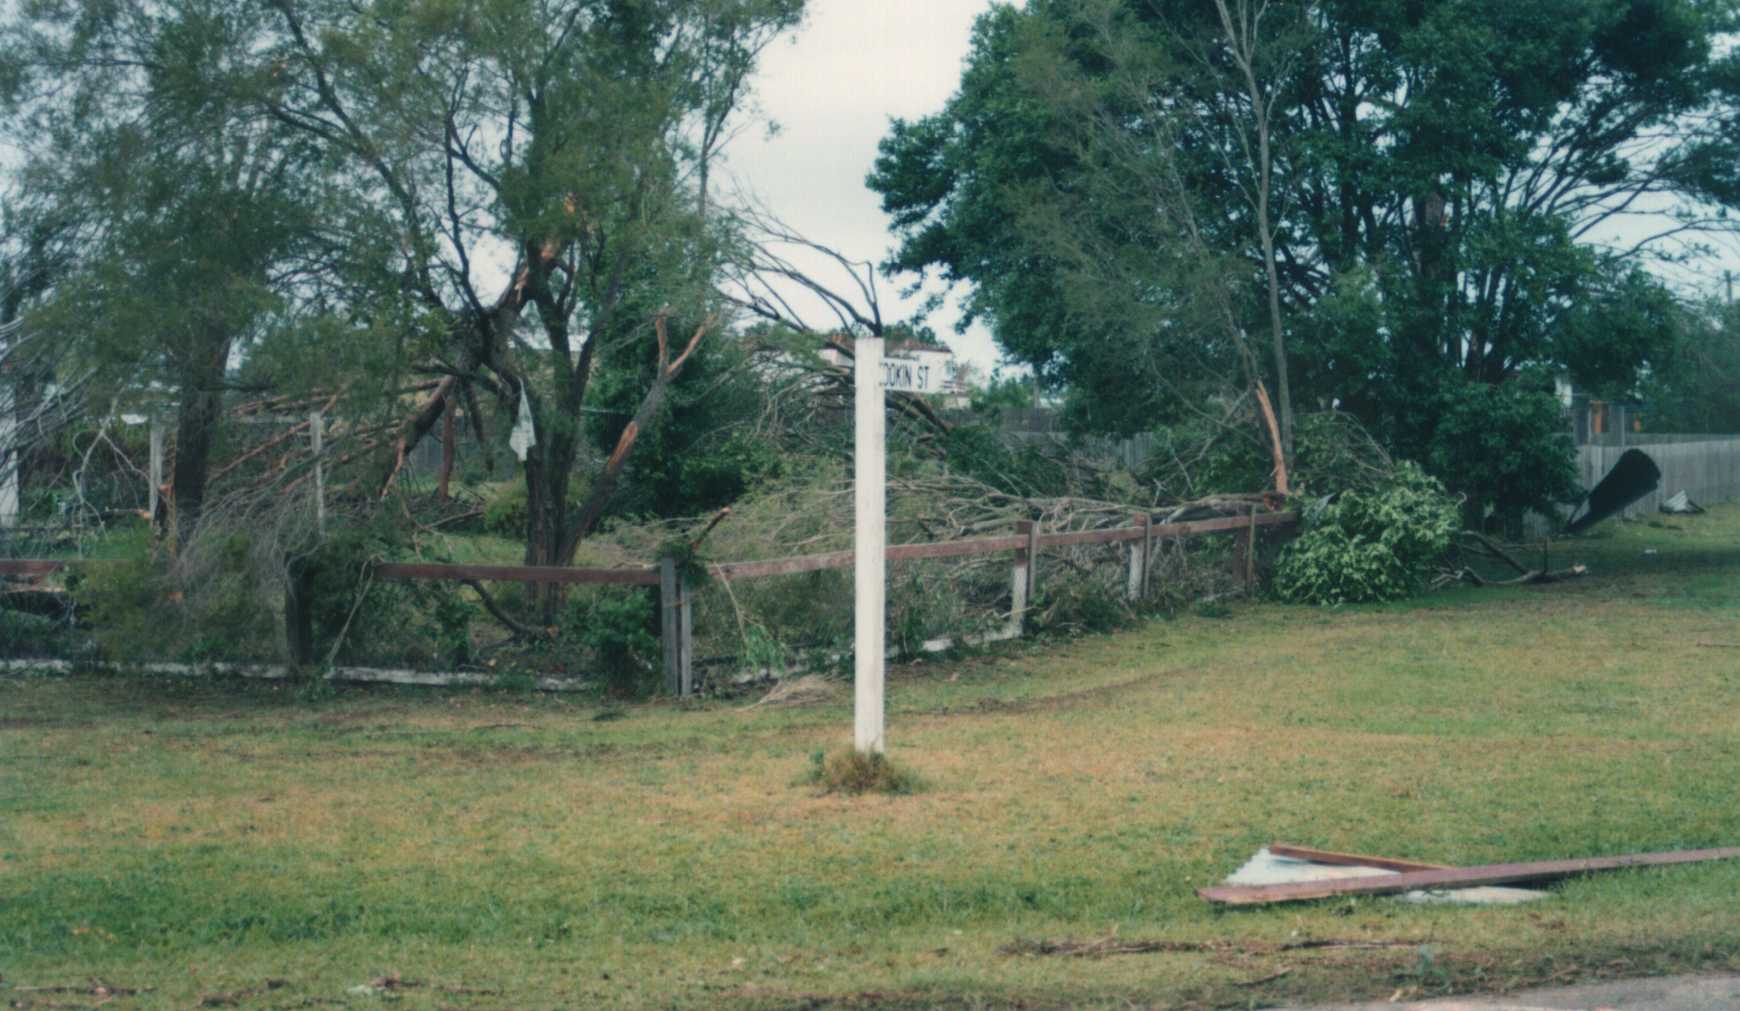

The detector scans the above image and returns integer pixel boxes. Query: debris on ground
[1214,846,1547,906]
[1200,844,1740,906]
[742,674,843,708]
[1660,490,1705,515]
[1000,933,1425,959]
[346,973,421,996]
[1567,449,1661,533]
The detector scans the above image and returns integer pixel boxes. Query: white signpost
[854,336,886,754]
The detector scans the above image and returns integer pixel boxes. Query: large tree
[1,0,330,542]
[246,0,801,613]
[871,0,1740,520]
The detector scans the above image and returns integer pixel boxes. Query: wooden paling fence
[1580,437,1740,514]
[0,510,1296,695]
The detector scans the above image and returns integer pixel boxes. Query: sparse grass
[3,508,1740,1009]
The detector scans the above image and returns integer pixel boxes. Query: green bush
[1274,461,1460,605]
[562,589,659,697]
[0,604,77,657]
[303,519,478,668]
[72,535,280,664]
[801,749,923,796]
[1422,377,1579,532]
[482,481,528,537]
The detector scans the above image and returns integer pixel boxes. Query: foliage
[940,422,1071,499]
[301,518,477,668]
[482,482,530,539]
[1274,462,1461,604]
[586,337,785,521]
[0,603,77,658]
[72,540,280,664]
[1420,378,1580,531]
[561,590,660,698]
[870,0,1736,513]
[1,0,809,602]
[1289,412,1395,497]
[1643,299,1740,434]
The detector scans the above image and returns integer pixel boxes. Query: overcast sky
[717,0,1009,377]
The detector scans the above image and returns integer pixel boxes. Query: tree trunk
[171,340,232,545]
[521,399,582,623]
[437,401,456,500]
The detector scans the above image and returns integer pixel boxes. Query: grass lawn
[3,509,1740,1009]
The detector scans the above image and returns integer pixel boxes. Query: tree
[870,0,1740,517]
[239,0,801,616]
[983,0,1301,489]
[1,0,331,542]
[1645,298,1740,434]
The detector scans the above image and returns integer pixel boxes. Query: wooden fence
[1579,437,1740,514]
[0,510,1297,695]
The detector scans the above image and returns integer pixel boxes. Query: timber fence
[1579,437,1740,514]
[0,510,1296,695]
[1519,436,1740,537]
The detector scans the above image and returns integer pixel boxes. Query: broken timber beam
[1267,842,1450,873]
[1199,846,1740,906]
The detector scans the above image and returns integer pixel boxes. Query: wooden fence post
[659,556,693,697]
[1230,508,1258,592]
[0,390,17,529]
[285,563,315,666]
[1142,512,1157,597]
[1245,508,1259,588]
[1126,514,1148,602]
[148,418,165,530]
[309,411,325,536]
[1011,519,1038,635]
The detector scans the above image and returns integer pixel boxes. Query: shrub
[482,481,528,537]
[1274,461,1460,605]
[303,518,479,668]
[0,605,77,657]
[562,589,659,697]
[72,537,280,664]
[802,749,923,796]
[1422,378,1579,533]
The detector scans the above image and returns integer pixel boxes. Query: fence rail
[2,510,1298,694]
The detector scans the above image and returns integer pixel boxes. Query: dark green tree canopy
[871,0,1740,517]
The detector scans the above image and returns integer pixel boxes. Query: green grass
[4,510,1740,1008]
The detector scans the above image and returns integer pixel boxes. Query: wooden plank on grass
[1198,846,1740,906]
[374,562,660,586]
[1268,842,1451,873]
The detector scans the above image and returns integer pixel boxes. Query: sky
[715,0,1009,378]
